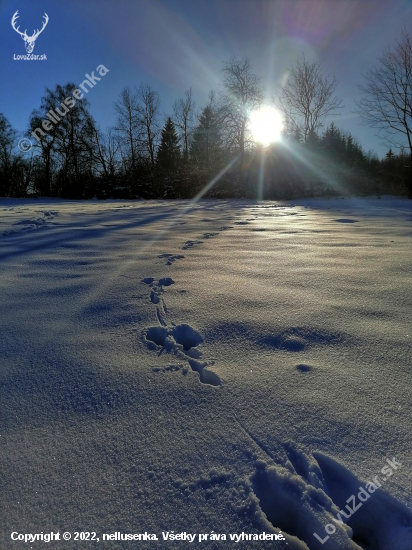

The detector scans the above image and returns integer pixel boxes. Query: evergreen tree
[305,129,320,151]
[322,122,344,159]
[344,133,365,168]
[156,118,181,170]
[190,105,223,172]
[289,126,303,145]
[385,148,395,161]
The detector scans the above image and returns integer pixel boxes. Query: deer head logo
[11,11,49,54]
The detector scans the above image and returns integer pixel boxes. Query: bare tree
[0,113,17,196]
[276,56,343,143]
[136,84,161,165]
[173,88,196,161]
[114,86,139,170]
[28,110,56,195]
[355,30,412,193]
[28,83,96,196]
[51,85,96,193]
[92,127,120,179]
[220,56,263,156]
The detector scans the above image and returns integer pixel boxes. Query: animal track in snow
[142,277,174,326]
[158,277,174,286]
[144,324,221,386]
[158,253,185,266]
[296,364,313,373]
[182,240,203,250]
[145,324,202,350]
[142,278,221,386]
[2,210,59,237]
[158,221,234,262]
[245,438,412,550]
[187,359,221,386]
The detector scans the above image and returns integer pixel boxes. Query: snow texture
[1,196,412,549]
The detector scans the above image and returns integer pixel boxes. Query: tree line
[1,30,412,199]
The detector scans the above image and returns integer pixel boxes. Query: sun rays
[250,106,284,146]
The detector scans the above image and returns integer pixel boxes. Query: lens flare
[250,106,283,146]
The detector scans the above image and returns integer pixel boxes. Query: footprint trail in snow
[144,224,242,384]
[142,277,221,386]
[142,209,411,548]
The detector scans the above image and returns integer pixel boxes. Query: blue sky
[1,0,411,158]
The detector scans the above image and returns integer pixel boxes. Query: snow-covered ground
[1,196,412,549]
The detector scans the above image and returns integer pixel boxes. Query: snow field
[1,196,412,549]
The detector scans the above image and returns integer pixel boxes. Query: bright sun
[250,106,283,146]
